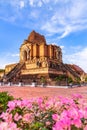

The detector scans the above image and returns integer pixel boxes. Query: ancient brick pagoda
[3,31,85,85]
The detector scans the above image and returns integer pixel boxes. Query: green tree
[75,77,80,84]
[85,76,87,82]
[67,77,73,84]
[40,77,46,87]
[40,77,46,83]
[55,75,65,85]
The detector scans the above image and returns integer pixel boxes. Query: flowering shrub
[0,92,14,113]
[0,94,87,130]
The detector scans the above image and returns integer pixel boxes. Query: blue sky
[0,0,87,72]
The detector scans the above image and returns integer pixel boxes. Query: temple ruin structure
[2,31,85,85]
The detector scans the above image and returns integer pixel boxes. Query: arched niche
[20,45,30,62]
[23,50,27,61]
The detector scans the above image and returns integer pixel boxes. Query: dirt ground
[0,85,87,100]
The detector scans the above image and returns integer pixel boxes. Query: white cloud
[20,1,25,9]
[38,1,43,7]
[60,46,64,49]
[63,47,87,72]
[30,10,40,19]
[0,0,87,39]
[58,26,72,39]
[0,60,17,69]
[0,52,19,69]
[41,22,59,33]
[42,0,50,3]
[69,0,87,20]
[41,0,87,38]
[11,54,19,57]
[0,15,16,23]
[0,0,87,73]
[29,0,43,7]
[29,0,34,6]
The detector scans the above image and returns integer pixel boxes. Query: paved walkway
[0,86,87,100]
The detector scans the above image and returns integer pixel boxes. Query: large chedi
[3,31,84,85]
[20,30,62,63]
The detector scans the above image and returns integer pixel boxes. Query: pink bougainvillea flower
[52,114,59,121]
[14,113,22,121]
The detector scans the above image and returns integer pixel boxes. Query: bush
[0,94,87,129]
[0,92,14,113]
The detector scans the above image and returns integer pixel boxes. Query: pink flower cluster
[0,94,87,130]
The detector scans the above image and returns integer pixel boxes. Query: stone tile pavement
[0,86,87,100]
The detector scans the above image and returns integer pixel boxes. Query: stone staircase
[63,64,80,79]
[3,62,24,82]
